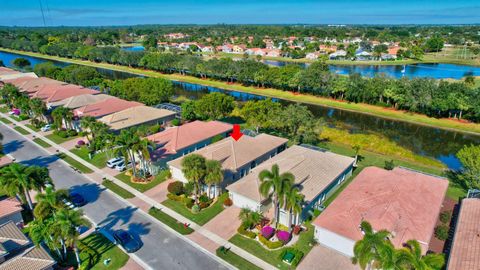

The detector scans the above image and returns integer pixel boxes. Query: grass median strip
[216,247,263,270]
[161,192,228,226]
[0,118,12,124]
[102,179,135,199]
[149,207,194,235]
[14,126,30,135]
[56,153,94,174]
[46,133,79,144]
[33,138,51,148]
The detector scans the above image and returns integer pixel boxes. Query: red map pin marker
[230,124,243,141]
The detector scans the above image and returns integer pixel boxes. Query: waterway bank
[2,47,480,135]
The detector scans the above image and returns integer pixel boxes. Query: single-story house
[355,50,373,61]
[313,167,449,257]
[329,50,347,60]
[0,198,23,226]
[99,105,176,132]
[227,145,355,226]
[147,120,232,168]
[0,221,55,269]
[306,51,322,60]
[446,197,480,270]
[0,67,37,81]
[73,97,143,119]
[49,93,112,109]
[30,84,99,107]
[167,133,288,187]
[233,45,247,54]
[3,77,65,96]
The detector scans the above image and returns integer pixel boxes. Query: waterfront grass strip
[148,207,194,235]
[161,193,228,226]
[14,126,30,135]
[33,138,51,148]
[102,180,134,199]
[56,153,94,174]
[216,247,263,270]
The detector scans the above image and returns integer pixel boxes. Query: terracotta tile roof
[147,121,232,161]
[0,245,55,270]
[31,84,99,103]
[73,97,142,118]
[4,77,65,95]
[0,67,19,76]
[0,221,30,256]
[313,167,449,254]
[227,145,355,203]
[0,198,23,220]
[99,105,176,131]
[49,93,112,109]
[447,198,480,270]
[168,134,288,173]
[0,156,14,168]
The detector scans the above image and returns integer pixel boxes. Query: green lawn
[0,118,12,124]
[0,107,9,113]
[102,180,135,199]
[56,153,94,174]
[25,123,40,131]
[161,192,228,226]
[32,138,51,148]
[13,126,30,135]
[71,147,109,168]
[216,247,263,270]
[79,233,129,270]
[46,133,79,144]
[229,223,315,270]
[148,207,194,235]
[116,170,170,193]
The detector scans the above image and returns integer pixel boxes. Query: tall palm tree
[52,106,74,130]
[352,221,392,270]
[204,159,223,198]
[282,185,304,228]
[377,242,413,270]
[134,138,153,176]
[29,218,63,259]
[181,154,206,203]
[80,116,96,141]
[55,208,89,267]
[404,240,445,270]
[34,186,68,220]
[259,164,294,226]
[0,163,51,210]
[114,129,140,176]
[29,98,47,123]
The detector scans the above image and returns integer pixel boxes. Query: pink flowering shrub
[77,140,86,146]
[261,226,275,240]
[276,230,291,244]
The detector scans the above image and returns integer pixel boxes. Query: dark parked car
[113,230,142,253]
[70,193,87,207]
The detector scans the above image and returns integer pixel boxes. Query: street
[0,124,229,270]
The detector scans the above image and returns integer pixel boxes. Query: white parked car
[115,161,132,171]
[106,157,124,168]
[41,124,51,132]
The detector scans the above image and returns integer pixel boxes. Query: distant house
[313,167,448,257]
[355,50,373,61]
[2,77,64,96]
[168,134,288,187]
[147,120,232,168]
[0,67,37,82]
[221,44,234,53]
[199,45,213,52]
[164,33,188,39]
[99,105,176,132]
[0,221,55,269]
[0,198,23,226]
[30,84,100,108]
[233,45,247,54]
[329,50,347,60]
[447,196,480,270]
[227,145,355,226]
[318,45,337,54]
[48,93,112,109]
[306,51,321,60]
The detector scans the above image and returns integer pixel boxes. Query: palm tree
[29,218,63,259]
[114,129,140,177]
[181,154,206,203]
[259,164,294,226]
[34,186,68,220]
[282,185,304,228]
[377,242,413,270]
[29,98,47,123]
[238,208,263,229]
[56,208,89,267]
[352,221,392,270]
[134,138,153,176]
[80,116,96,141]
[404,240,445,270]
[52,106,74,130]
[204,160,223,198]
[0,163,51,210]
[353,144,361,167]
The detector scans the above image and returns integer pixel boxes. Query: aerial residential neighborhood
[0,1,480,270]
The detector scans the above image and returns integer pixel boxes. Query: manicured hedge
[258,234,283,249]
[237,225,256,239]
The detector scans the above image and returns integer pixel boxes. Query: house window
[250,161,256,169]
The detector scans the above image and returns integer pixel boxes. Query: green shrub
[192,204,200,213]
[258,234,283,249]
[19,114,29,120]
[439,211,451,224]
[67,129,78,136]
[183,197,194,209]
[184,182,194,195]
[167,181,184,195]
[237,225,256,239]
[171,119,181,126]
[279,248,304,267]
[434,225,449,241]
[167,193,181,201]
[199,194,209,203]
[211,134,224,144]
[149,124,162,134]
[384,160,395,170]
[56,130,67,138]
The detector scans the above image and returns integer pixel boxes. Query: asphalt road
[0,124,229,270]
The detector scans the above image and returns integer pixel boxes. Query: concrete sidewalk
[0,112,277,270]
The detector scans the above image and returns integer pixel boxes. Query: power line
[38,0,46,27]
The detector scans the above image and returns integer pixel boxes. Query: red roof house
[73,97,143,118]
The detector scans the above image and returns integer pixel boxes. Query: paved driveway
[0,124,229,270]
[203,206,241,240]
[297,245,360,270]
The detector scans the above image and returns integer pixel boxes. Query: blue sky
[1,0,479,26]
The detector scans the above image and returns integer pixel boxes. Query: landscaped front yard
[71,146,109,168]
[79,233,129,270]
[116,170,170,193]
[46,132,79,144]
[162,192,229,226]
